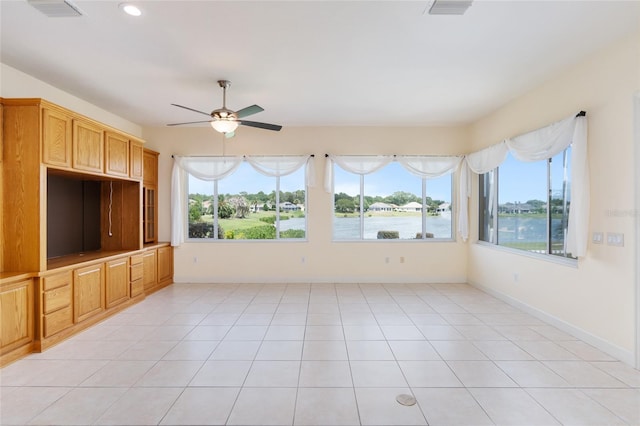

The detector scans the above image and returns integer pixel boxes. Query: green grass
[500,241,547,251]
[200,211,304,232]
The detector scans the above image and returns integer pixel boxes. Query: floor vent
[28,0,84,17]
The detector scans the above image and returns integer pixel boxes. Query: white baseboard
[173,275,468,285]
[469,280,636,366]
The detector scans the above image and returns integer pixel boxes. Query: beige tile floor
[1,282,640,425]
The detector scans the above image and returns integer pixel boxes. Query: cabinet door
[74,264,105,323]
[105,258,129,308]
[130,141,144,180]
[0,279,34,356]
[105,132,130,177]
[143,185,157,243]
[142,250,157,292]
[143,149,158,186]
[157,246,173,285]
[73,119,104,173]
[42,108,72,168]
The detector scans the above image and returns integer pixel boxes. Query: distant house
[279,201,301,211]
[399,201,422,212]
[499,202,533,214]
[369,202,393,212]
[437,202,451,213]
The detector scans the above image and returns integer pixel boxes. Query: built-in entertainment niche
[47,173,101,258]
[47,170,142,260]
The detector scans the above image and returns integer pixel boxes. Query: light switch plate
[607,232,624,247]
[592,232,603,244]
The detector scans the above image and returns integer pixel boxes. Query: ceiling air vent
[28,0,84,17]
[428,0,473,15]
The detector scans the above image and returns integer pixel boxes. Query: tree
[385,191,418,206]
[335,198,356,213]
[218,201,234,219]
[335,192,354,202]
[189,202,203,222]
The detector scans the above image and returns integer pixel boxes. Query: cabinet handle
[77,268,101,276]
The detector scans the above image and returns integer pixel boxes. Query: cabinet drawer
[130,278,144,298]
[43,271,72,291]
[44,305,73,337]
[130,254,143,265]
[43,285,71,314]
[130,263,143,281]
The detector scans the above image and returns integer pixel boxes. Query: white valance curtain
[458,113,589,257]
[171,155,314,246]
[324,154,461,192]
[324,155,393,192]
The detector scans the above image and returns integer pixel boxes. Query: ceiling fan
[167,80,282,138]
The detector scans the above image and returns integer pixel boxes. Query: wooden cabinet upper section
[3,98,144,180]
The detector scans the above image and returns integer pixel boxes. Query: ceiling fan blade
[166,120,212,126]
[171,103,211,117]
[236,104,264,119]
[239,120,282,131]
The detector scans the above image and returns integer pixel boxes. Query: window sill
[332,238,456,243]
[475,240,578,268]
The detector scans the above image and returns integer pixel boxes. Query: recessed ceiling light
[120,3,142,17]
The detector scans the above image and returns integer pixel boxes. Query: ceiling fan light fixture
[211,119,239,134]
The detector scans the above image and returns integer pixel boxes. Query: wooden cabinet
[130,140,144,180]
[143,149,158,185]
[130,254,144,298]
[73,264,105,323]
[73,119,104,173]
[142,249,157,292]
[1,99,174,364]
[105,131,129,178]
[105,258,129,308]
[41,271,73,338]
[143,149,159,244]
[0,278,34,362]
[42,107,72,168]
[143,185,157,244]
[157,245,173,287]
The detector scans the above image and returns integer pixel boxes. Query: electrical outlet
[385,257,390,264]
[513,272,519,283]
[193,256,198,263]
[592,232,603,244]
[400,256,405,264]
[301,256,306,264]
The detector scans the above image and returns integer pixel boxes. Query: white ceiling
[1,0,639,129]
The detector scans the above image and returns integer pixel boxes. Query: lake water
[277,216,452,239]
[279,214,564,244]
[333,216,452,240]
[497,216,565,244]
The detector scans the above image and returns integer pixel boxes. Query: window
[333,161,453,240]
[186,159,307,241]
[479,148,573,258]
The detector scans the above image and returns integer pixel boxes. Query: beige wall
[142,125,470,284]
[0,63,142,137]
[466,32,640,361]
